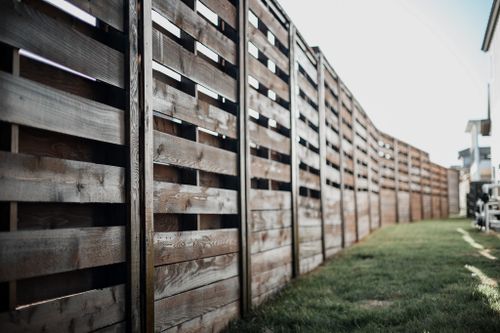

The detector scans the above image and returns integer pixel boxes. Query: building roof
[482,0,500,52]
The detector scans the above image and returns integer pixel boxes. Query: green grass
[227,219,500,333]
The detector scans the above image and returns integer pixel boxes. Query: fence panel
[353,103,371,239]
[294,33,323,274]
[421,153,432,219]
[368,119,381,230]
[396,141,411,223]
[379,133,397,225]
[320,56,343,257]
[247,0,293,306]
[0,0,137,331]
[150,0,242,330]
[339,83,358,246]
[410,147,423,221]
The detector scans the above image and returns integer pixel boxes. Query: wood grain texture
[251,155,291,183]
[152,28,237,101]
[249,24,289,72]
[249,189,292,210]
[155,253,238,300]
[248,0,289,47]
[0,1,124,88]
[200,0,237,28]
[153,79,237,139]
[0,152,125,203]
[154,229,239,266]
[249,121,290,155]
[0,71,125,145]
[154,182,238,214]
[0,285,125,332]
[248,88,290,128]
[67,0,124,31]
[248,56,289,102]
[153,0,237,63]
[0,227,125,282]
[154,276,239,331]
[154,130,237,176]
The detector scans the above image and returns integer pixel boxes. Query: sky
[278,0,493,167]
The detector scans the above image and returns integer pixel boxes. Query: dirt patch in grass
[357,299,393,309]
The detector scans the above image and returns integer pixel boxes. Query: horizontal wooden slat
[154,276,239,331]
[249,56,289,102]
[248,88,290,128]
[67,0,124,31]
[299,169,320,191]
[251,246,291,274]
[154,182,238,214]
[152,28,237,101]
[0,71,124,145]
[248,0,289,47]
[153,0,236,63]
[297,144,320,170]
[0,1,124,88]
[153,79,237,139]
[154,130,237,176]
[154,229,239,266]
[155,253,238,300]
[249,121,290,155]
[251,227,292,254]
[251,155,291,183]
[252,263,291,297]
[0,152,125,203]
[0,285,125,332]
[249,189,292,210]
[297,119,319,148]
[198,0,237,27]
[0,227,125,282]
[296,44,318,84]
[162,301,239,333]
[249,24,289,72]
[297,95,319,124]
[298,71,318,102]
[250,209,292,232]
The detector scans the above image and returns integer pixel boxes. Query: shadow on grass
[226,219,500,333]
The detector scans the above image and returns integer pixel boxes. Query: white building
[482,0,500,179]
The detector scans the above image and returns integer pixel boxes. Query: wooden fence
[0,0,454,332]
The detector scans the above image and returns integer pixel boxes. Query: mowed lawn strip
[227,219,500,333]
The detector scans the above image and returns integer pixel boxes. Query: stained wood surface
[0,227,125,281]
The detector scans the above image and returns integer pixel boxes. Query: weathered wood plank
[299,169,320,191]
[297,119,319,148]
[0,72,124,145]
[248,56,289,102]
[249,209,292,232]
[154,229,239,266]
[296,95,319,124]
[297,144,320,170]
[251,246,291,274]
[163,301,239,333]
[153,0,236,63]
[154,130,237,176]
[249,121,290,155]
[154,182,238,214]
[0,1,124,88]
[296,44,317,84]
[154,276,239,331]
[155,253,238,300]
[251,227,292,254]
[249,189,292,210]
[248,88,290,128]
[248,0,288,47]
[0,152,125,203]
[153,79,237,139]
[0,285,125,332]
[251,262,291,298]
[152,28,237,101]
[249,24,289,72]
[67,0,124,31]
[298,71,318,102]
[251,155,291,183]
[0,227,125,282]
[199,0,237,28]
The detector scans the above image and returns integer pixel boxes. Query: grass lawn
[227,218,500,333]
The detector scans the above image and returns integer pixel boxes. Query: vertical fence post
[289,23,300,277]
[408,147,413,222]
[238,0,251,316]
[317,51,327,260]
[139,0,154,331]
[127,0,141,331]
